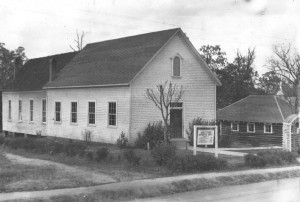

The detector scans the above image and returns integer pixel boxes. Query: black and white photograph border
[0,0,300,201]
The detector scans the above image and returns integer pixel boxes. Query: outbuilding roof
[217,95,294,123]
[3,52,78,92]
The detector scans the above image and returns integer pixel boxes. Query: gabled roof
[3,52,78,92]
[44,28,221,89]
[217,95,294,123]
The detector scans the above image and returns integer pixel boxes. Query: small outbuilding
[217,95,294,146]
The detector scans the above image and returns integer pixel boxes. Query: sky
[1,0,299,75]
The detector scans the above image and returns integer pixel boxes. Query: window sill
[247,131,255,133]
[231,130,239,132]
[107,125,117,129]
[54,121,62,124]
[171,76,182,79]
[264,132,272,134]
[17,120,23,123]
[87,124,96,127]
[42,122,47,125]
[70,123,78,126]
[8,119,12,122]
[29,121,34,124]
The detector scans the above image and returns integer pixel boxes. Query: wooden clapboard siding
[2,91,46,135]
[46,87,130,143]
[220,120,283,146]
[130,32,217,141]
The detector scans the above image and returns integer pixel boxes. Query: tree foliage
[257,71,281,95]
[199,45,227,71]
[0,43,27,87]
[146,81,184,141]
[200,45,259,109]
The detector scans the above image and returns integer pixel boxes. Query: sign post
[193,125,218,158]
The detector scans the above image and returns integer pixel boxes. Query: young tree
[69,30,86,51]
[268,44,300,113]
[146,81,184,141]
[0,43,27,87]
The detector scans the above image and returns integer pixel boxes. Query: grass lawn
[0,151,103,193]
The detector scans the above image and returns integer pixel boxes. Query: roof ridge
[218,95,250,112]
[27,51,79,61]
[274,95,285,121]
[86,28,181,47]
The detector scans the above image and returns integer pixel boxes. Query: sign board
[193,125,218,158]
[197,129,214,145]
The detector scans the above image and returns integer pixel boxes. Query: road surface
[132,177,300,202]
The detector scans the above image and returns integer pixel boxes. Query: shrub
[151,142,177,166]
[244,154,267,168]
[95,148,109,162]
[0,136,5,145]
[86,151,94,161]
[186,118,216,146]
[135,121,164,149]
[219,135,234,148]
[167,153,228,173]
[257,150,297,165]
[123,150,140,166]
[116,131,128,149]
[64,141,87,157]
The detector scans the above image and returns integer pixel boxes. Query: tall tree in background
[69,30,86,51]
[199,45,258,109]
[268,44,300,113]
[218,48,258,108]
[199,45,227,72]
[257,71,281,95]
[0,43,27,87]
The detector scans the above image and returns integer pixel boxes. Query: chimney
[49,58,56,81]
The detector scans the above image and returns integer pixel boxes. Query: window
[42,99,46,123]
[71,102,77,124]
[264,123,273,133]
[247,123,255,133]
[88,102,95,125]
[55,102,61,122]
[170,102,183,108]
[8,100,12,120]
[231,122,239,131]
[18,100,22,121]
[29,100,34,122]
[108,102,117,126]
[172,56,181,77]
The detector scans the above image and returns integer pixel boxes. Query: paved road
[132,177,300,202]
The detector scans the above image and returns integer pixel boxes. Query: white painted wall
[46,87,130,143]
[130,32,217,141]
[2,91,47,135]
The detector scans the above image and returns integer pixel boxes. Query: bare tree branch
[146,81,184,141]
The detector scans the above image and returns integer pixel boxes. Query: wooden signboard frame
[193,125,218,158]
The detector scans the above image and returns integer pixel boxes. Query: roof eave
[43,83,130,90]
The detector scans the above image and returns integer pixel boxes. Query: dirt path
[4,153,117,185]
